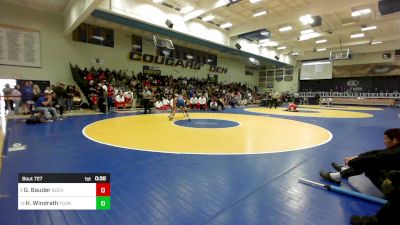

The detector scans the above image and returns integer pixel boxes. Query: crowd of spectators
[70,65,263,113]
[301,86,400,94]
[2,81,82,118]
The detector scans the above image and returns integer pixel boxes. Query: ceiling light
[186,54,194,59]
[92,35,104,41]
[316,39,327,44]
[298,32,321,41]
[216,0,228,7]
[220,23,232,29]
[341,18,356,26]
[152,0,163,3]
[352,8,371,17]
[249,57,260,65]
[253,10,267,17]
[316,48,326,52]
[260,30,270,36]
[351,33,364,38]
[299,14,314,25]
[202,15,214,22]
[249,0,261,3]
[300,29,314,35]
[370,41,382,45]
[361,26,377,31]
[291,52,299,55]
[162,49,171,56]
[342,21,356,26]
[303,61,331,66]
[261,41,279,47]
[277,46,287,50]
[279,26,292,32]
[180,6,194,14]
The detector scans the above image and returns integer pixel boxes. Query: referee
[142,86,152,114]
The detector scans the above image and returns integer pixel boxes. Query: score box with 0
[18,173,110,210]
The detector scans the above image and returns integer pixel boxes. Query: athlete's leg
[169,105,177,120]
[183,107,191,121]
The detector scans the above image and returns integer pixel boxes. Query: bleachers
[331,98,395,106]
[299,92,399,107]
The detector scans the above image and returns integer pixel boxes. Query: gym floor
[0,105,398,225]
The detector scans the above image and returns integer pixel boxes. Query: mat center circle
[173,118,240,128]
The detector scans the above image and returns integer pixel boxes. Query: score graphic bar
[18,173,110,210]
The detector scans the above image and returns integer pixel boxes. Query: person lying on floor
[351,170,400,225]
[286,102,298,112]
[319,128,400,190]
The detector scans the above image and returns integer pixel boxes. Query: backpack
[26,115,43,124]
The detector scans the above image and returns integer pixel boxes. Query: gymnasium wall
[296,50,400,92]
[333,60,400,78]
[0,2,257,87]
[0,2,76,84]
[299,59,400,92]
[272,66,300,93]
[300,76,400,92]
[332,51,395,66]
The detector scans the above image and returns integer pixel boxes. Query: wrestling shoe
[319,170,341,184]
[331,162,343,172]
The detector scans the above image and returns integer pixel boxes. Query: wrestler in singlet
[169,93,190,121]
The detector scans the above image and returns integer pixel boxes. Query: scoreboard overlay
[18,173,110,210]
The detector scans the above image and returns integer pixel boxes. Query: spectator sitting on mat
[124,90,133,105]
[209,98,218,111]
[189,95,199,110]
[198,94,207,110]
[115,91,125,111]
[351,170,400,225]
[35,90,61,121]
[154,99,163,110]
[319,128,400,191]
[241,98,248,106]
[162,97,170,110]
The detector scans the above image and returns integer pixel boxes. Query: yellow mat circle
[244,107,373,118]
[83,113,332,154]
